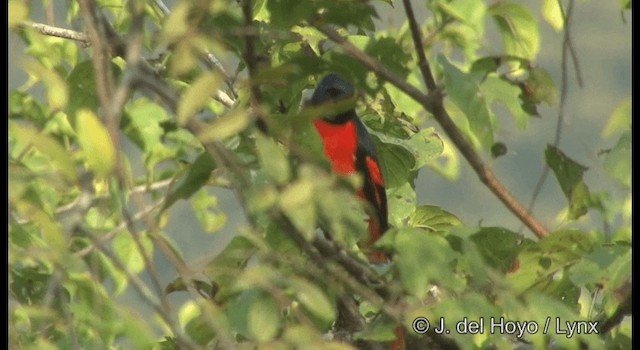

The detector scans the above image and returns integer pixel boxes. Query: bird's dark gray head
[309,74,356,106]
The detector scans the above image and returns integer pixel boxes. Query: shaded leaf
[545,145,591,220]
[163,151,216,210]
[394,228,458,298]
[602,131,631,188]
[255,133,291,185]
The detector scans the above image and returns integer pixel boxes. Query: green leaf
[177,72,223,125]
[394,228,458,298]
[383,74,424,121]
[203,236,255,299]
[266,0,311,28]
[545,145,592,220]
[469,227,520,273]
[482,75,532,129]
[489,3,540,59]
[112,232,153,275]
[602,131,631,188]
[291,277,336,329]
[524,67,557,106]
[507,229,596,293]
[227,289,279,341]
[76,109,116,177]
[8,0,28,28]
[386,182,416,228]
[255,133,291,185]
[23,60,69,111]
[542,0,564,31]
[602,98,631,138]
[191,189,227,233]
[9,122,77,182]
[197,108,251,142]
[439,55,495,150]
[163,151,216,210]
[279,177,316,240]
[66,60,99,122]
[438,0,487,33]
[369,133,415,188]
[409,205,463,232]
[248,294,280,342]
[568,244,631,289]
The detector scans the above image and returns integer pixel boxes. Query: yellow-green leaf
[76,109,116,177]
[602,98,631,138]
[197,109,250,142]
[23,60,69,111]
[177,72,223,125]
[8,0,28,28]
[9,121,77,182]
[542,0,564,32]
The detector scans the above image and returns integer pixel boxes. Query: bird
[309,74,404,350]
[308,73,389,263]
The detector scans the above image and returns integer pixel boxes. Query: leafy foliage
[9,0,630,349]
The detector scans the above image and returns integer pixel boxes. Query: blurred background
[9,0,631,336]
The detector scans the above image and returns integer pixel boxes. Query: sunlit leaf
[9,1,28,28]
[177,72,223,125]
[602,98,631,138]
[75,109,116,177]
[542,0,564,31]
[602,131,631,188]
[291,277,336,329]
[112,231,153,274]
[191,189,227,233]
[9,122,77,182]
[490,3,540,59]
[409,205,463,232]
[23,60,69,111]
[197,109,250,142]
[439,55,495,150]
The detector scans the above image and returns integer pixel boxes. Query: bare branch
[314,24,550,239]
[21,21,90,46]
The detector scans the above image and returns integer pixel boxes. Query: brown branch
[402,0,437,91]
[313,24,550,239]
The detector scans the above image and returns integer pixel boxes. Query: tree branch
[313,23,550,239]
[20,21,90,46]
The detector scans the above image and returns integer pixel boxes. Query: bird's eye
[326,87,341,97]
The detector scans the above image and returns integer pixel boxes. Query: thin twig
[314,24,550,239]
[21,21,90,46]
[525,0,582,221]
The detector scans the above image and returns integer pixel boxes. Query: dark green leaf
[469,227,520,273]
[163,152,216,210]
[545,145,592,220]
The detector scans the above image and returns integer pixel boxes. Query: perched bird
[309,74,404,350]
[309,74,389,263]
